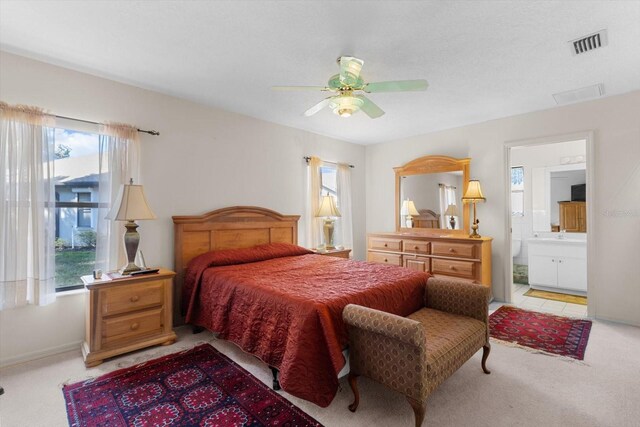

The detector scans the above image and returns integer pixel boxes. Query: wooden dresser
[559,201,586,232]
[81,269,177,367]
[367,232,492,286]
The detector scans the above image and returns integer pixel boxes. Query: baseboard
[0,340,82,369]
[593,314,640,328]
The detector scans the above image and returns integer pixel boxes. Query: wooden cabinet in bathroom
[559,201,586,232]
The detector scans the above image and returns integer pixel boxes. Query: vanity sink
[528,237,586,244]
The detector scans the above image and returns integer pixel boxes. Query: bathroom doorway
[504,133,594,317]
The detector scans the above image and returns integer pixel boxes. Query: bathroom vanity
[527,237,586,295]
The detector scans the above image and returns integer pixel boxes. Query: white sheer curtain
[336,163,353,250]
[439,184,458,229]
[0,103,56,309]
[95,123,140,272]
[304,156,323,249]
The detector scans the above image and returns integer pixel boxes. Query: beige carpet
[1,309,639,427]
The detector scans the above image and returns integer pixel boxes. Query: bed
[173,206,429,407]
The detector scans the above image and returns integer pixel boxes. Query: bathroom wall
[510,140,586,265]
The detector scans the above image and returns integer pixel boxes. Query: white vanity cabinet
[528,238,587,294]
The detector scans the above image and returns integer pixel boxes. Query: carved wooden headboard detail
[172,206,300,323]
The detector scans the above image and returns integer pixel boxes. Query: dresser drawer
[404,256,430,272]
[403,240,430,255]
[367,251,403,266]
[369,237,402,252]
[101,281,164,316]
[432,259,476,279]
[432,242,476,259]
[102,308,164,346]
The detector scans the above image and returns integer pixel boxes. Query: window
[320,165,337,199]
[54,128,100,291]
[511,166,524,216]
[76,192,93,227]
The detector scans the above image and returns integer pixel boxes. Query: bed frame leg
[192,326,205,334]
[270,367,281,391]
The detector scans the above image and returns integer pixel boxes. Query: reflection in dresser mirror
[531,163,586,233]
[394,156,470,232]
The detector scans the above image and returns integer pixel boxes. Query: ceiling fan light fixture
[330,95,364,118]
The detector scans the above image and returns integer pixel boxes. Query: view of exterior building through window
[54,128,100,290]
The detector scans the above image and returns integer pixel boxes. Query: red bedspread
[184,243,429,407]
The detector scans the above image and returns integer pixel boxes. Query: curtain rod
[303,156,355,168]
[55,114,160,136]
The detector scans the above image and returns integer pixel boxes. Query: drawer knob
[449,248,455,253]
[414,246,419,250]
[449,266,456,270]
[384,258,388,262]
[384,243,388,247]
[130,295,140,303]
[130,322,139,331]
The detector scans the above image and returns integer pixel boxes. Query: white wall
[510,140,586,265]
[0,52,366,366]
[366,90,640,326]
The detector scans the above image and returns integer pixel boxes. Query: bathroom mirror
[394,155,470,232]
[532,163,587,233]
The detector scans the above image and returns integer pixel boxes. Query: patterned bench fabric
[343,277,490,403]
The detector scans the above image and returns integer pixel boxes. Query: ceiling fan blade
[272,86,333,91]
[339,56,364,85]
[304,97,333,116]
[364,79,429,93]
[354,95,385,119]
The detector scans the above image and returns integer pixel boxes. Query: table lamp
[316,195,341,249]
[401,199,419,228]
[106,179,157,274]
[444,204,458,229]
[461,180,486,238]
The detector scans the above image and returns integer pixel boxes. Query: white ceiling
[1,1,639,145]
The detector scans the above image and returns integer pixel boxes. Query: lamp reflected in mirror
[316,195,341,249]
[444,204,458,230]
[401,199,420,228]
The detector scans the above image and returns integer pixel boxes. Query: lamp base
[120,220,142,275]
[469,219,482,238]
[449,216,456,230]
[323,218,336,250]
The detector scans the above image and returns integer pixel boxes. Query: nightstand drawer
[102,308,163,346]
[101,281,164,316]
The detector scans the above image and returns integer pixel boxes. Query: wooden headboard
[172,206,300,323]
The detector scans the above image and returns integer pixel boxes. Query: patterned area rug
[524,288,587,305]
[63,343,322,427]
[489,305,592,360]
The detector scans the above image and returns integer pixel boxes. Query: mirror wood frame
[394,155,471,232]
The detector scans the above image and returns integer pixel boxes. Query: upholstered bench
[343,277,491,427]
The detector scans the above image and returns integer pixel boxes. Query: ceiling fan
[273,56,428,119]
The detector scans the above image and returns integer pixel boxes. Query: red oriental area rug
[63,344,323,427]
[489,305,592,360]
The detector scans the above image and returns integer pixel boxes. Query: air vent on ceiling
[553,84,604,105]
[570,30,608,56]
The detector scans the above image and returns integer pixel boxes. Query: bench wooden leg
[348,373,360,412]
[482,343,491,374]
[407,397,426,427]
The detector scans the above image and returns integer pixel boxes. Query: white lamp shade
[401,199,420,216]
[462,180,486,202]
[316,195,341,217]
[444,204,458,216]
[106,184,157,221]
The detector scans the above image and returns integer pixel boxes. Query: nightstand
[311,248,352,259]
[81,268,177,367]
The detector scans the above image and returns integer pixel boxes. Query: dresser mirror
[394,156,471,232]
